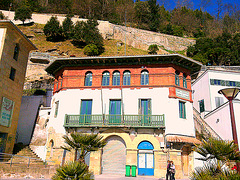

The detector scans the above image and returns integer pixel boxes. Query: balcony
[64,114,165,128]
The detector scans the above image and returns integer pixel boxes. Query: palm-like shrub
[191,137,240,180]
[52,161,94,180]
[61,133,106,162]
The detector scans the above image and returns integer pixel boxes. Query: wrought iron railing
[64,114,165,128]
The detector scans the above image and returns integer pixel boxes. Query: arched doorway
[138,141,154,176]
[102,136,126,175]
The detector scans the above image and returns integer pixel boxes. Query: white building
[44,54,202,178]
[192,66,240,143]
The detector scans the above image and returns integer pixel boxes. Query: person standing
[170,161,176,180]
[166,160,171,180]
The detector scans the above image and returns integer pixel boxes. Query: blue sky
[156,0,240,16]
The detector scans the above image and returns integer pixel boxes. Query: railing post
[28,157,30,168]
[10,155,13,167]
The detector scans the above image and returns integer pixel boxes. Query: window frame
[175,71,180,86]
[112,71,120,86]
[54,101,59,118]
[183,73,187,88]
[102,71,110,86]
[123,71,131,86]
[13,43,20,61]
[85,72,93,86]
[9,67,16,81]
[179,101,186,119]
[141,70,149,85]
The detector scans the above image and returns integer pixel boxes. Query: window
[85,72,92,86]
[179,101,186,119]
[141,70,149,85]
[80,100,92,123]
[175,71,180,86]
[215,97,224,108]
[109,100,121,124]
[139,99,151,125]
[9,67,16,81]
[199,99,205,113]
[13,44,19,61]
[112,71,120,86]
[183,73,187,88]
[54,101,59,118]
[123,71,131,85]
[102,71,110,86]
[229,81,236,87]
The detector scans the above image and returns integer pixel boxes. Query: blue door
[109,100,121,124]
[80,100,92,124]
[138,141,154,176]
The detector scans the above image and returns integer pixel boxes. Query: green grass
[18,23,148,57]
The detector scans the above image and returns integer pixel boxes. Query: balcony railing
[64,114,165,128]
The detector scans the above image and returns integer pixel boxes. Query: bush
[43,16,63,41]
[23,89,46,96]
[148,44,159,54]
[14,5,32,24]
[84,44,99,56]
[52,161,94,180]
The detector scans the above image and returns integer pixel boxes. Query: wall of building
[204,100,240,144]
[0,23,35,154]
[49,87,195,137]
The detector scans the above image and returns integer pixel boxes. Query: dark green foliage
[52,161,94,180]
[43,16,63,41]
[187,33,240,65]
[0,0,10,10]
[84,44,99,56]
[62,16,74,39]
[148,0,160,32]
[14,4,32,24]
[72,19,104,54]
[23,89,46,96]
[61,133,106,162]
[0,11,5,20]
[148,44,159,54]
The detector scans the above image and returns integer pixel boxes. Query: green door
[80,100,92,124]
[139,99,151,125]
[109,100,121,124]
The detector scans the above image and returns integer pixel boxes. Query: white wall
[48,88,195,137]
[192,71,211,113]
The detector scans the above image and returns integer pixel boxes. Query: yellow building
[0,20,36,155]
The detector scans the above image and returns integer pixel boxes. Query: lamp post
[218,87,240,172]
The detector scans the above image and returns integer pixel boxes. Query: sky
[156,0,240,17]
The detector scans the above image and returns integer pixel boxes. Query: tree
[61,133,106,162]
[148,0,160,32]
[148,44,159,54]
[52,161,94,180]
[72,19,104,54]
[62,15,74,39]
[14,4,32,24]
[0,11,5,20]
[43,16,63,41]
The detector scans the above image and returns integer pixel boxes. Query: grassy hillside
[18,23,148,57]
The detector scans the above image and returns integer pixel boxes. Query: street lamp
[218,87,240,172]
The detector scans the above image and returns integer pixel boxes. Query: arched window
[141,70,149,85]
[123,71,131,85]
[183,73,187,88]
[102,71,110,86]
[13,43,19,61]
[175,71,180,86]
[85,72,92,86]
[112,71,120,86]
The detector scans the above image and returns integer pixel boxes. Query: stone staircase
[193,107,222,140]
[7,146,45,166]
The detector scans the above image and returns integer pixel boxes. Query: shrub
[148,44,159,54]
[84,44,99,56]
[14,5,32,24]
[52,161,94,180]
[43,16,63,41]
[23,89,46,96]
[0,11,5,20]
